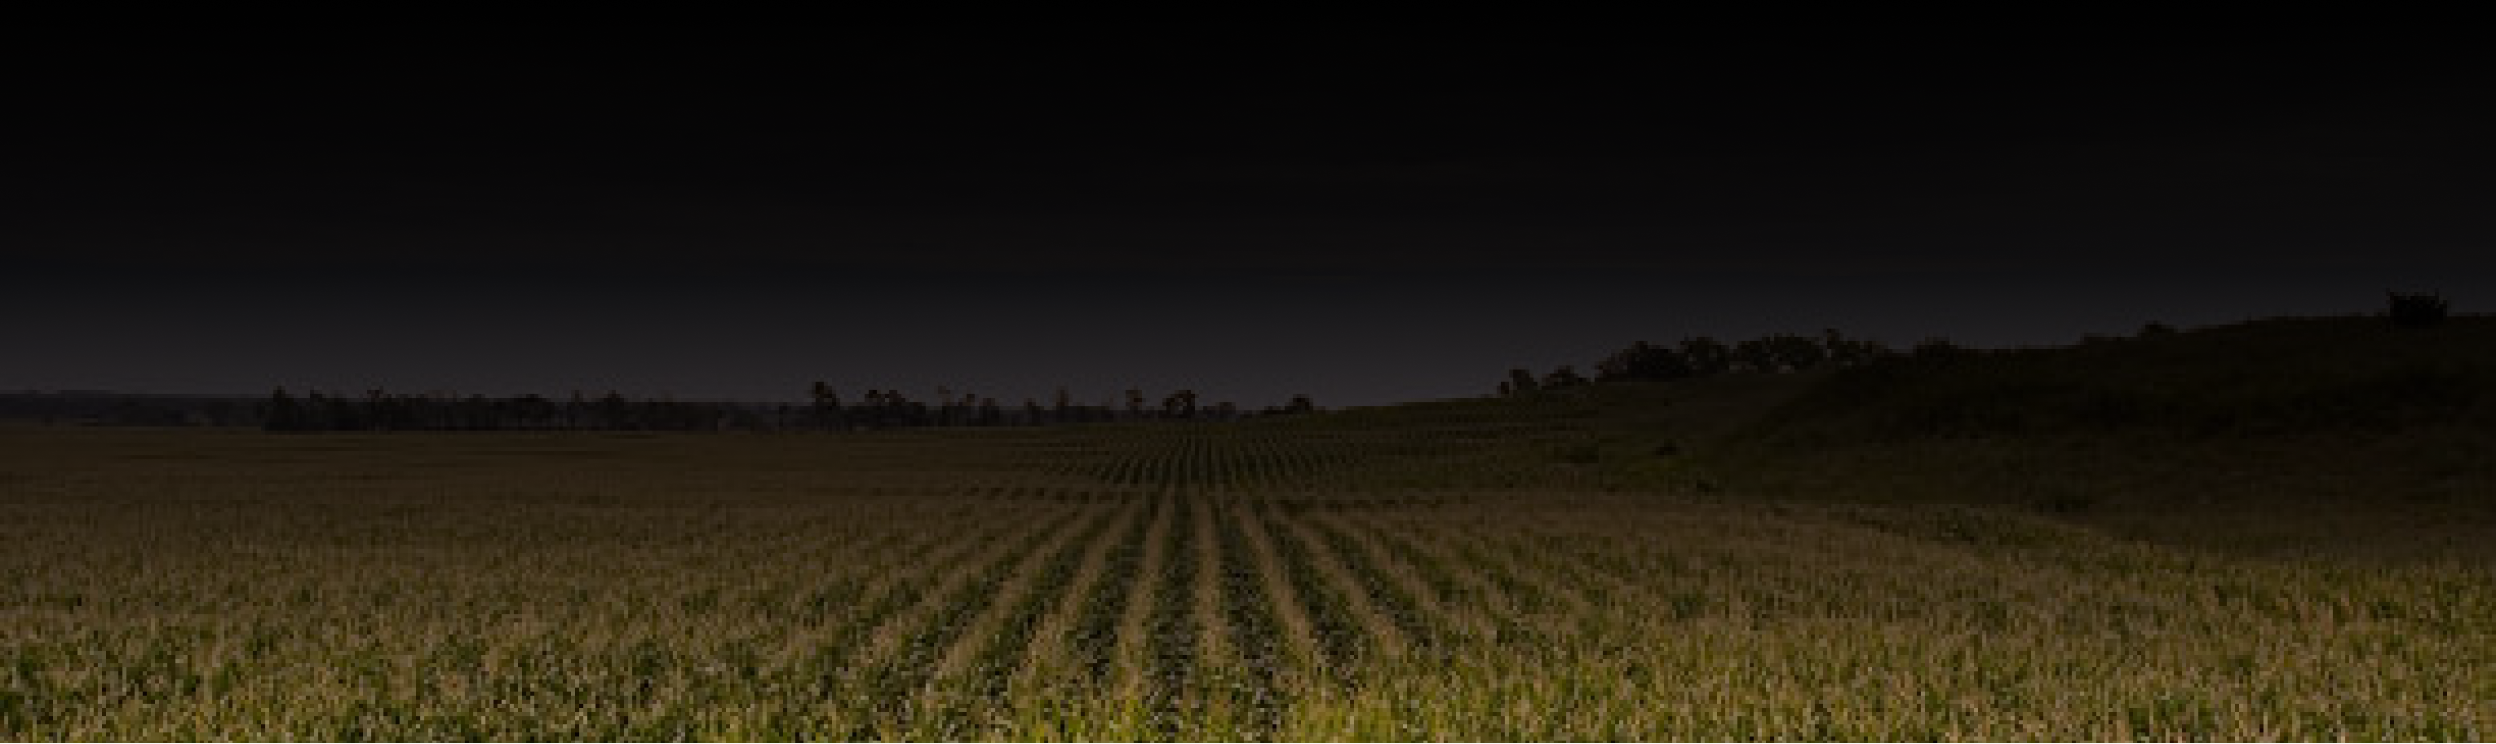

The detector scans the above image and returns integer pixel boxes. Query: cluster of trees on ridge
[1502,329,1904,397]
[1502,291,2454,398]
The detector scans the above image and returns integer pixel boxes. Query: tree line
[1501,292,2459,397]
[1499,329,1908,397]
[256,385,1318,433]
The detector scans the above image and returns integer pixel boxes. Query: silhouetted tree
[263,387,305,432]
[1161,389,1200,420]
[1678,336,1732,377]
[809,381,847,431]
[514,394,555,430]
[1911,336,1967,360]
[360,389,390,431]
[597,391,631,430]
[1596,340,1693,382]
[1506,368,1540,397]
[1543,365,1588,389]
[456,394,489,429]
[2389,290,2449,328]
[859,389,885,429]
[906,395,930,428]
[857,388,928,429]
[1762,333,1829,372]
[1820,328,1891,367]
[1731,337,1776,373]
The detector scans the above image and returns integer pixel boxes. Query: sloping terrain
[0,314,2490,738]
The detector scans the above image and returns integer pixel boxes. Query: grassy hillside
[1748,314,2496,443]
[1255,313,2496,563]
[1710,315,2496,564]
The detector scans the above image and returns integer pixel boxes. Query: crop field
[4,419,2495,740]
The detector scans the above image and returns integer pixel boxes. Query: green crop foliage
[4,315,2494,740]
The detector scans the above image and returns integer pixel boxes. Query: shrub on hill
[2389,291,2449,329]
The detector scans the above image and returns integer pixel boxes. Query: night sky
[9,32,2489,409]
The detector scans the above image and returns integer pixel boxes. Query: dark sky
[9,31,2489,408]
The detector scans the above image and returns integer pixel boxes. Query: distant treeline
[1510,291,2456,398]
[258,385,1315,433]
[0,386,1319,432]
[0,392,262,428]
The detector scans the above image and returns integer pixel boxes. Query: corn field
[2,424,2493,739]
